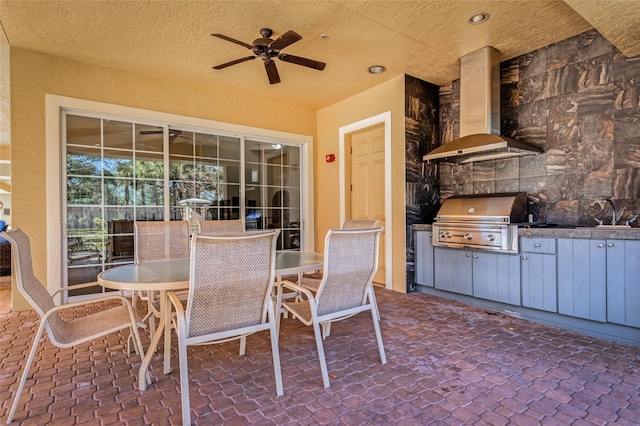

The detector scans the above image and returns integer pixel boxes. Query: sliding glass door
[64,111,303,295]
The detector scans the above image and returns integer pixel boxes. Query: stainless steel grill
[432,192,528,254]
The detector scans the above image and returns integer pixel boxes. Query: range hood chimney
[424,47,542,163]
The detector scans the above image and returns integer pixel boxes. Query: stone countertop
[412,224,640,240]
[518,226,640,240]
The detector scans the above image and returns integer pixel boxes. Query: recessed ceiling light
[368,65,386,74]
[469,12,490,25]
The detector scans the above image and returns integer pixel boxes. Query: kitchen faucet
[605,197,617,225]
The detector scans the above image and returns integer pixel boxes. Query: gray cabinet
[606,240,640,328]
[472,251,521,305]
[414,231,434,287]
[434,247,473,295]
[433,247,520,303]
[557,239,607,322]
[521,237,557,312]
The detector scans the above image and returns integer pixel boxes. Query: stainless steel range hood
[424,47,542,163]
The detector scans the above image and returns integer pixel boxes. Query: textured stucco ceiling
[1,0,638,110]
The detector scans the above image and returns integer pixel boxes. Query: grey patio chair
[2,229,146,424]
[301,218,382,321]
[197,219,244,234]
[134,220,190,338]
[168,230,283,426]
[277,227,386,388]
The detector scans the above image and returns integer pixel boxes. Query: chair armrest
[277,280,316,302]
[51,281,101,297]
[41,293,134,322]
[167,291,185,317]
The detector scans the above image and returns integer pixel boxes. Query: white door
[350,125,385,284]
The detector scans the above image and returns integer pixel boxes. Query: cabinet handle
[466,253,471,257]
[522,256,527,260]
[597,243,604,248]
[473,255,478,259]
[534,243,541,247]
[607,243,614,248]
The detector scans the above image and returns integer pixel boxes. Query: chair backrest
[315,227,383,316]
[135,221,190,264]
[197,219,244,235]
[185,230,279,339]
[342,219,379,228]
[1,229,64,332]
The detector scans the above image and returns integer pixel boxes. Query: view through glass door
[64,112,302,296]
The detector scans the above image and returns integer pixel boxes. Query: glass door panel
[64,114,305,298]
[245,140,301,250]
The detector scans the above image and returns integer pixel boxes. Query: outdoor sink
[595,224,632,229]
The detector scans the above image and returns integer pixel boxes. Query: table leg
[138,290,167,390]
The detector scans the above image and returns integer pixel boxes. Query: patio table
[97,250,324,390]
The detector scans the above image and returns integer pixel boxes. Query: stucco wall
[10,47,316,310]
[316,75,407,293]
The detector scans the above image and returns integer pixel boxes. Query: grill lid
[435,192,528,224]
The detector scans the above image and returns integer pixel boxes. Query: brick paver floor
[1,281,639,425]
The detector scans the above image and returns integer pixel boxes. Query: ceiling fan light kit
[212,28,326,84]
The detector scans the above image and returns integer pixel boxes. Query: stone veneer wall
[438,29,640,226]
[405,75,440,291]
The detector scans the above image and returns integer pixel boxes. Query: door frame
[338,111,392,289]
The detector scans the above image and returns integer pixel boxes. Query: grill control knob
[445,232,452,238]
[486,234,495,242]
[464,233,472,240]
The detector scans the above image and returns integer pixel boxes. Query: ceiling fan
[139,129,188,143]
[211,28,326,84]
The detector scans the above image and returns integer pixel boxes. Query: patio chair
[301,218,382,320]
[134,220,190,338]
[197,219,243,235]
[277,227,386,388]
[2,229,146,424]
[169,230,283,425]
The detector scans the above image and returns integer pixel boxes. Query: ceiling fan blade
[264,60,281,84]
[213,56,256,70]
[269,30,302,51]
[278,53,326,71]
[211,33,254,50]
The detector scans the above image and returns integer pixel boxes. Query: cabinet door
[607,240,640,328]
[473,252,521,305]
[414,231,434,287]
[557,239,606,322]
[522,253,557,312]
[434,247,473,295]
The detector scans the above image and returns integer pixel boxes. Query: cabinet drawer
[521,237,556,254]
